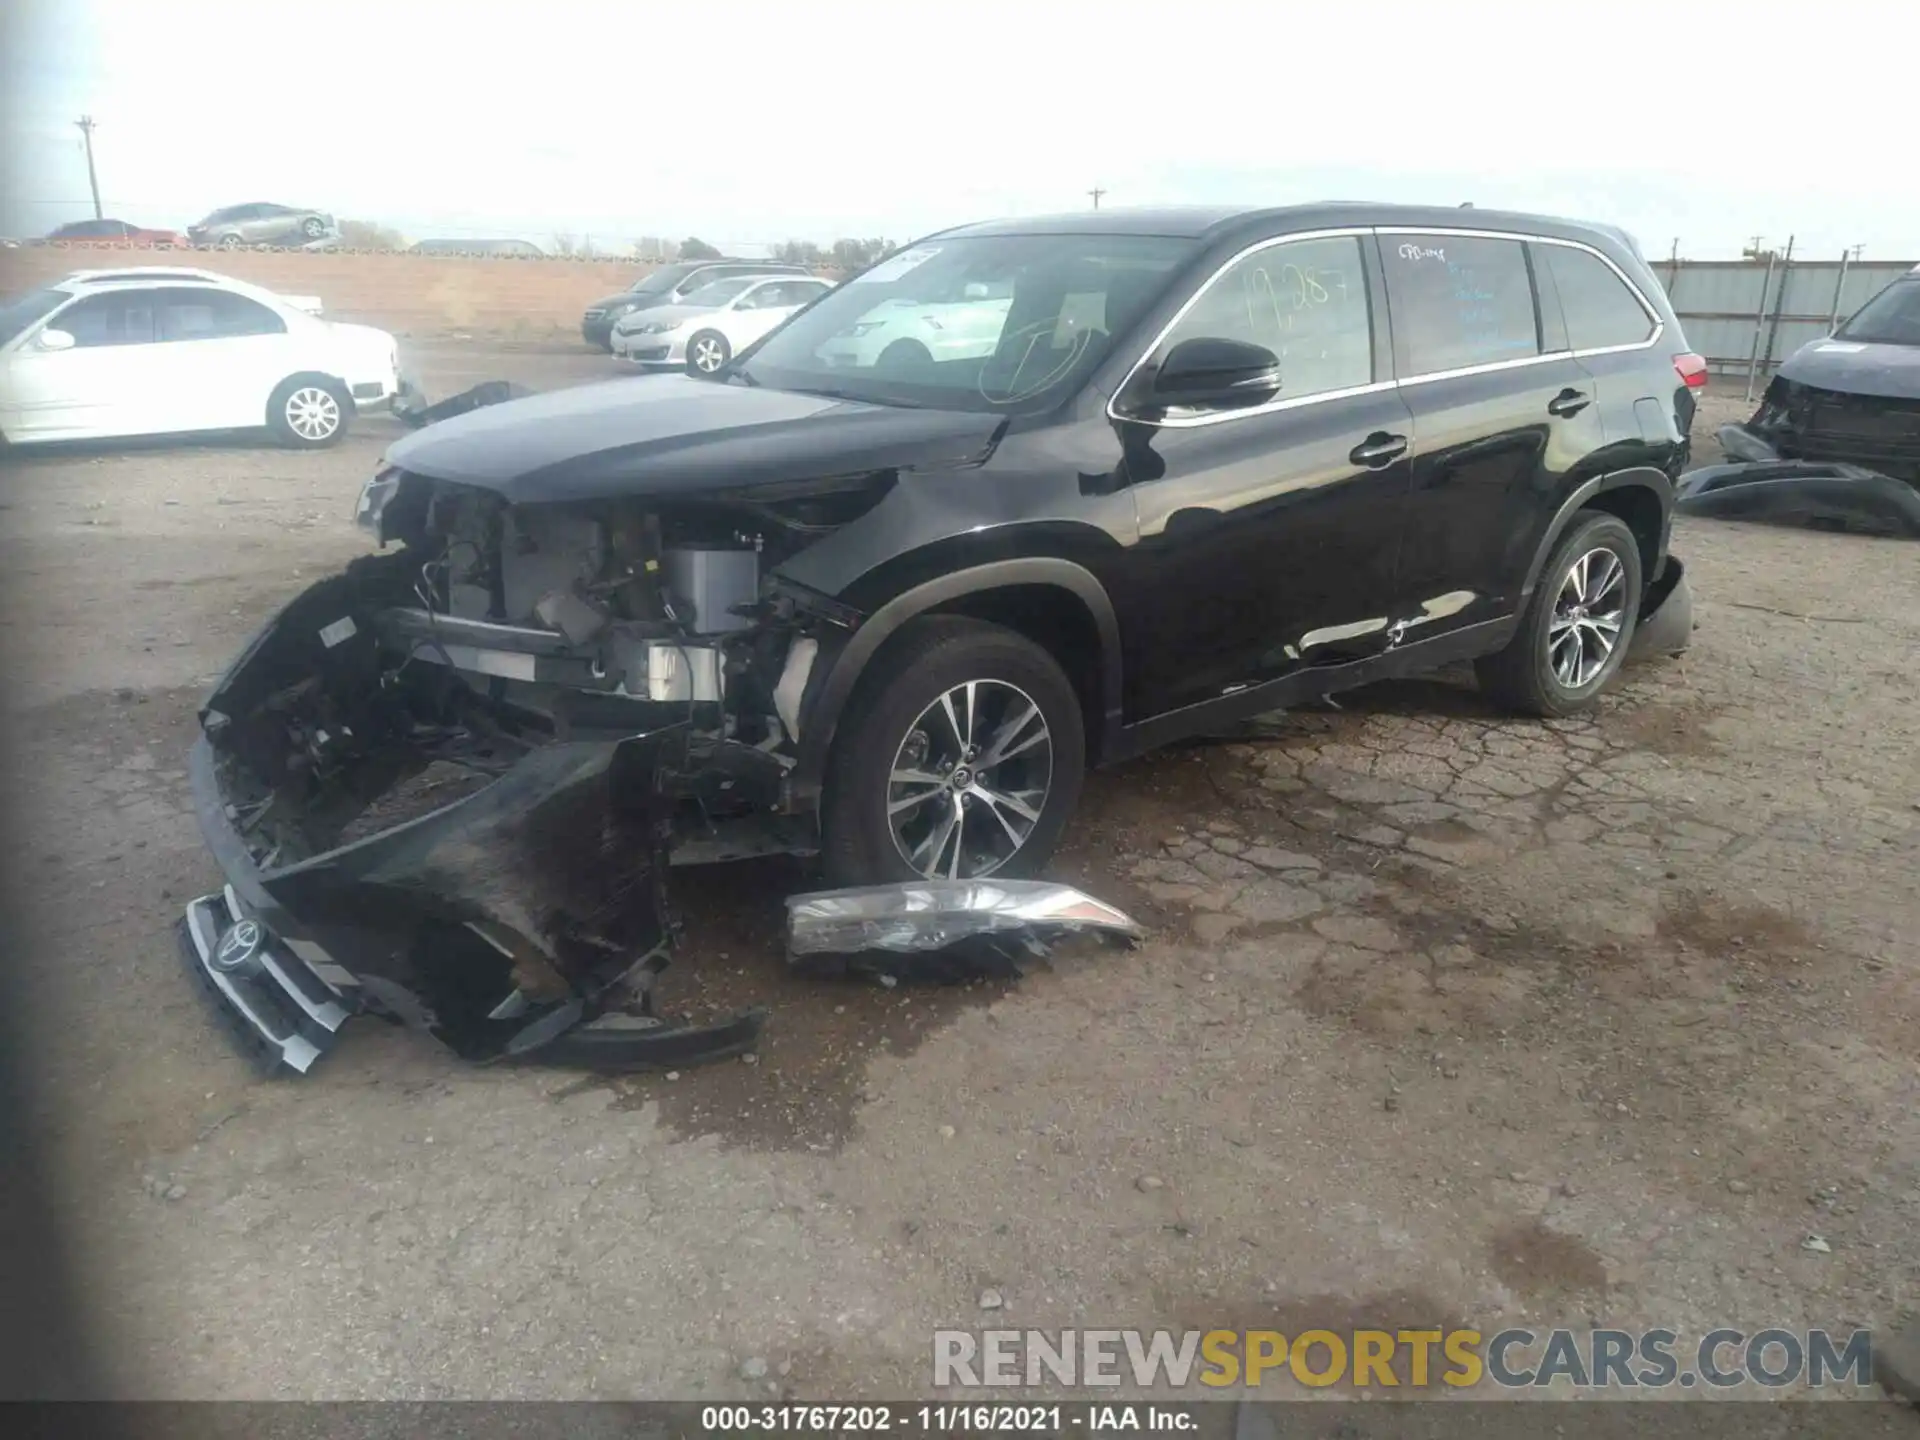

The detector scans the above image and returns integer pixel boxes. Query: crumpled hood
[383,375,1006,505]
[1777,337,1920,401]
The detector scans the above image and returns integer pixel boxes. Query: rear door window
[159,289,287,341]
[1540,244,1655,350]
[1381,234,1540,376]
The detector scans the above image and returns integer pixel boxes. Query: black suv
[580,259,814,349]
[183,204,1700,1070]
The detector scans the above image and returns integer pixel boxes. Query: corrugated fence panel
[1658,259,1915,376]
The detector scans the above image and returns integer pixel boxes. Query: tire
[686,330,731,376]
[267,376,350,449]
[878,339,932,370]
[819,616,1086,888]
[301,216,326,240]
[1475,511,1642,717]
[218,232,244,249]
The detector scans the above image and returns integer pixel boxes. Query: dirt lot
[2,352,1915,1400]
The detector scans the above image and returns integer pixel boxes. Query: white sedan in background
[0,266,399,448]
[611,274,833,374]
[814,283,1014,370]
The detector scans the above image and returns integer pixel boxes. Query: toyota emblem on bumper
[213,918,264,973]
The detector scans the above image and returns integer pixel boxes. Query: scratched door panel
[1113,233,1417,719]
[1381,233,1605,633]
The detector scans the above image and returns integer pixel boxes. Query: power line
[74,116,102,220]
[1087,186,1106,210]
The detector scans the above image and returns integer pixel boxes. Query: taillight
[1673,352,1709,389]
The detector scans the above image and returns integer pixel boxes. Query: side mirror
[36,328,76,352]
[1153,336,1281,409]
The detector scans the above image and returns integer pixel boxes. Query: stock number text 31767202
[700,1405,1066,1431]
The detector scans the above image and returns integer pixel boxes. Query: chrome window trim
[1109,224,1664,429]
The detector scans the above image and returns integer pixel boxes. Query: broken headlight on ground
[181,465,881,1073]
[785,880,1143,981]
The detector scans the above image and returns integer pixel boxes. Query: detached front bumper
[180,564,765,1075]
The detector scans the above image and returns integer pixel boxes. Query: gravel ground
[2,349,1914,1401]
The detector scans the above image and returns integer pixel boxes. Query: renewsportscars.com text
[933,1327,1876,1391]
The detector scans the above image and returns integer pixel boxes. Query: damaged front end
[1694,336,1920,538]
[183,460,885,1073]
[1723,374,1920,485]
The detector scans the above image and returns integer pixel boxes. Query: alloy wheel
[691,336,726,373]
[1548,546,1627,688]
[285,386,341,442]
[886,679,1054,879]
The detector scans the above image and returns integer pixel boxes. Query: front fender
[786,557,1123,809]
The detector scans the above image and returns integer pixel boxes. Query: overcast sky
[4,0,1911,260]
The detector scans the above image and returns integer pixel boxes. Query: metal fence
[1652,252,1916,397]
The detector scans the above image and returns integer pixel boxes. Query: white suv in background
[814,280,1014,370]
[0,267,399,448]
[611,275,834,374]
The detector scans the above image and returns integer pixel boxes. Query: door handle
[1548,388,1591,418]
[1348,432,1409,468]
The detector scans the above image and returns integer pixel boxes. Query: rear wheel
[267,376,350,448]
[819,617,1085,887]
[1476,511,1642,716]
[301,216,327,240]
[687,330,731,376]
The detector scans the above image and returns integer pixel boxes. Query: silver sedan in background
[611,274,833,373]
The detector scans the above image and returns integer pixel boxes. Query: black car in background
[580,258,813,349]
[184,202,1702,1071]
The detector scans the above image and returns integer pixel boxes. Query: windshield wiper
[783,384,923,409]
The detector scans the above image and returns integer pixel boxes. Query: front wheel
[819,617,1085,888]
[301,216,327,240]
[218,232,244,249]
[686,330,731,376]
[1476,511,1642,716]
[267,377,349,448]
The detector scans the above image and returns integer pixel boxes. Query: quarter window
[1154,235,1374,403]
[1382,234,1539,376]
[1542,244,1654,350]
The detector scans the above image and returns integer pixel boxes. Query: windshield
[735,233,1197,412]
[1836,278,1920,347]
[0,289,71,347]
[629,264,705,295]
[680,278,753,308]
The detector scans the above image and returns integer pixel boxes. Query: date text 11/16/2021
[697,1404,1195,1432]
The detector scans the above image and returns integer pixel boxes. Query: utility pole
[1087,186,1106,210]
[75,116,102,219]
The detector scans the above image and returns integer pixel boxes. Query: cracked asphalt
[2,355,1915,1400]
